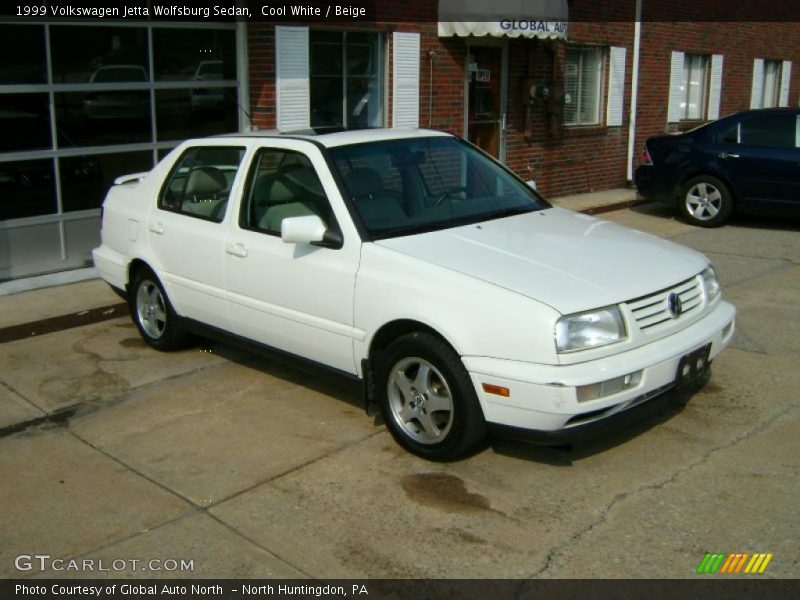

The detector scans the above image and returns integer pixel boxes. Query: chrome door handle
[225,242,248,258]
[148,222,164,235]
[718,152,740,159]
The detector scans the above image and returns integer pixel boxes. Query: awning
[438,0,568,39]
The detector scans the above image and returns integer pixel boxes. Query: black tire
[375,331,487,460]
[129,266,190,351]
[679,175,733,227]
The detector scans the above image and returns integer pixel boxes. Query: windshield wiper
[485,205,536,220]
[371,220,453,239]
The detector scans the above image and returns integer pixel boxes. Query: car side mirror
[281,215,342,249]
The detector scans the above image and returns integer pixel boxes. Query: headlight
[555,306,627,353]
[701,266,721,303]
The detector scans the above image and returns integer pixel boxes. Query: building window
[0,21,242,279]
[757,60,782,108]
[309,31,383,129]
[680,54,709,120]
[564,46,603,126]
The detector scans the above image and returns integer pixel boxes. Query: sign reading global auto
[438,21,568,39]
[437,0,570,39]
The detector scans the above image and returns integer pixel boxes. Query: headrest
[185,166,227,197]
[343,167,382,199]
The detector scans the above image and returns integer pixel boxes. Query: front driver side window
[241,148,331,235]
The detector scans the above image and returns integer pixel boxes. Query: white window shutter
[606,46,626,127]
[707,54,724,120]
[667,51,685,123]
[275,26,309,132]
[779,61,792,107]
[750,58,764,109]
[392,32,420,128]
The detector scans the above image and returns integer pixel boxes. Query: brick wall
[633,17,800,172]
[246,0,800,198]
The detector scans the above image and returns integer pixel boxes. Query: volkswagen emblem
[667,292,683,318]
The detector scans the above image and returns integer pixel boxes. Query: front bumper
[464,300,735,440]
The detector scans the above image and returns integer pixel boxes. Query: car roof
[719,107,799,121]
[223,127,453,148]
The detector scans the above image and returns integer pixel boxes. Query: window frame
[308,29,385,130]
[759,59,782,109]
[563,45,605,127]
[679,53,710,121]
[238,145,340,240]
[157,145,245,224]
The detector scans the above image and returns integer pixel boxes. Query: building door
[465,43,508,161]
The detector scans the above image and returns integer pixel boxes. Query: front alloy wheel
[387,357,455,445]
[376,331,486,460]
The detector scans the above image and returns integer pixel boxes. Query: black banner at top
[3,0,800,22]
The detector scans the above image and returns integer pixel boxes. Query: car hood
[374,207,707,314]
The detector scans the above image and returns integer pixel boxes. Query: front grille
[625,276,703,331]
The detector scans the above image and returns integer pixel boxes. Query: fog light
[577,370,643,402]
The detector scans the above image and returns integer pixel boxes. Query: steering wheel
[433,186,469,206]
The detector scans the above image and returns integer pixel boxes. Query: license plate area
[676,343,712,388]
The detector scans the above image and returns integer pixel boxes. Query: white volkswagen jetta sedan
[93,128,735,460]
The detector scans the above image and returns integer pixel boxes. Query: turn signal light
[482,383,510,397]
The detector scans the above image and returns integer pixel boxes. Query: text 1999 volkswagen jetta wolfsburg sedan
[93,128,735,460]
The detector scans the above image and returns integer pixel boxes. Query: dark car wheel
[375,331,487,461]
[679,175,733,227]
[130,266,190,351]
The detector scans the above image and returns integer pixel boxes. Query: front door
[224,141,361,374]
[465,44,507,161]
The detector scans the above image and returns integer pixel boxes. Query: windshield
[328,136,548,239]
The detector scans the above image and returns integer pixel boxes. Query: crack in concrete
[207,430,384,509]
[0,361,227,438]
[63,424,384,580]
[529,400,800,578]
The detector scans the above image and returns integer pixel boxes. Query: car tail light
[642,146,653,165]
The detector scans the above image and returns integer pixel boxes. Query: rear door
[715,111,800,211]
[147,143,248,330]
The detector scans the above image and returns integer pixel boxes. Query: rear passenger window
[159,146,245,222]
[240,148,331,235]
[739,113,797,149]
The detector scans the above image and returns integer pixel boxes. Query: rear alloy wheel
[679,175,733,227]
[376,331,486,460]
[130,267,190,351]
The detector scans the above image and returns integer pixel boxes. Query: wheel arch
[126,258,152,292]
[362,319,462,406]
[367,319,460,364]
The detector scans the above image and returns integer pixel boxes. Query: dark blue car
[635,108,800,227]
